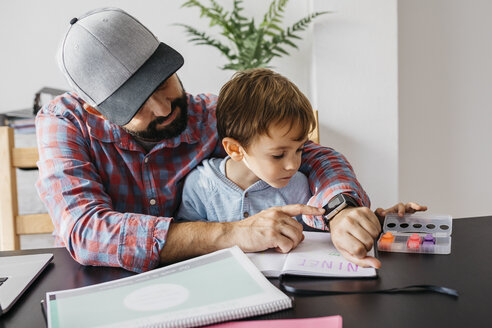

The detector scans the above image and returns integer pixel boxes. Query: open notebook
[46,247,292,328]
[247,231,377,278]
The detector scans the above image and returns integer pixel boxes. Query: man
[36,7,386,273]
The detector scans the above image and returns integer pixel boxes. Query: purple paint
[422,233,436,252]
[422,234,436,245]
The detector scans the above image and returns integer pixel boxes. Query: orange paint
[379,232,395,250]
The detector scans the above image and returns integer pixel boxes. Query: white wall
[312,0,399,209]
[398,0,492,218]
[2,0,489,219]
[0,0,311,112]
[0,0,400,210]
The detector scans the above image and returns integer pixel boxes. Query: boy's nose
[284,159,298,171]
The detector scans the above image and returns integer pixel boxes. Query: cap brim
[97,42,184,126]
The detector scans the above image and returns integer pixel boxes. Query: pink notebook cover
[205,315,343,328]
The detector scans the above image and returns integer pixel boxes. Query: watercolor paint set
[377,213,452,254]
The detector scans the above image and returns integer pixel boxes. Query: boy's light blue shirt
[176,157,311,222]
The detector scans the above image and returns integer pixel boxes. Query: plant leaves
[178,0,329,70]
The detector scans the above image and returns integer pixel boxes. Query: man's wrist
[323,193,358,228]
[161,221,232,264]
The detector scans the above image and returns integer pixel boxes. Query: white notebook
[46,246,291,328]
[247,231,377,278]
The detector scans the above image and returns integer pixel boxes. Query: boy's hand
[232,204,325,254]
[374,202,428,221]
[329,207,382,269]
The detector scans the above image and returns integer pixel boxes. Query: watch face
[328,194,343,209]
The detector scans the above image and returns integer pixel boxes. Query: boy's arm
[299,141,381,268]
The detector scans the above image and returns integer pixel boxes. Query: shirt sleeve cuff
[302,188,366,231]
[118,214,171,272]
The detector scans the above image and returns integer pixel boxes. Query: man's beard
[124,92,188,141]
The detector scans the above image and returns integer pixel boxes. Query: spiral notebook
[46,246,292,328]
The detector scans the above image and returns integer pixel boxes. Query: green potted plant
[178,0,328,71]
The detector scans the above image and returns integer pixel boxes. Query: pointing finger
[277,204,325,217]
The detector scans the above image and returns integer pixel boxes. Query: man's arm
[161,204,325,264]
[299,141,381,268]
[36,98,171,273]
[299,141,371,227]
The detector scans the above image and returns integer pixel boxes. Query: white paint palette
[377,213,452,254]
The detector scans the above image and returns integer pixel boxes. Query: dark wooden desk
[1,216,491,328]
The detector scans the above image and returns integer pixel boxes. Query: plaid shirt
[35,92,370,272]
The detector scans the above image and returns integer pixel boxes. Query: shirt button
[243,212,249,218]
[144,158,149,163]
[149,199,156,205]
[244,192,248,198]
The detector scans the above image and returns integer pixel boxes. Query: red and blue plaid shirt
[35,92,370,272]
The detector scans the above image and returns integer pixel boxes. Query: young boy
[176,68,426,235]
[176,68,315,222]
[176,68,427,268]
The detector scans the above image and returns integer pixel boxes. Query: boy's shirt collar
[218,157,272,193]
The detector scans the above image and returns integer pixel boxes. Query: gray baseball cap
[58,7,184,126]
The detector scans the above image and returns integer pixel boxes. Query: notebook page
[282,231,377,277]
[247,250,287,278]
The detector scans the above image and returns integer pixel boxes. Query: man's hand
[329,207,382,269]
[160,204,324,264]
[230,204,325,253]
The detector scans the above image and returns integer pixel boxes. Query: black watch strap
[322,193,359,227]
[340,193,359,208]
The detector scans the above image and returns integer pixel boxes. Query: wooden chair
[0,126,53,251]
[308,110,320,144]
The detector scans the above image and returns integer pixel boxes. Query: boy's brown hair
[216,68,316,148]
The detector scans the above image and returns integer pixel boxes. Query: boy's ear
[222,137,244,161]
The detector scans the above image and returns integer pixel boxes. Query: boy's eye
[272,154,284,159]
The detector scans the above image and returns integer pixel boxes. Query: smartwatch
[322,193,359,227]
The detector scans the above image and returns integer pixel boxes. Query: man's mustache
[149,94,187,127]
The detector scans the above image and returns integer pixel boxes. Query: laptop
[0,253,53,315]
